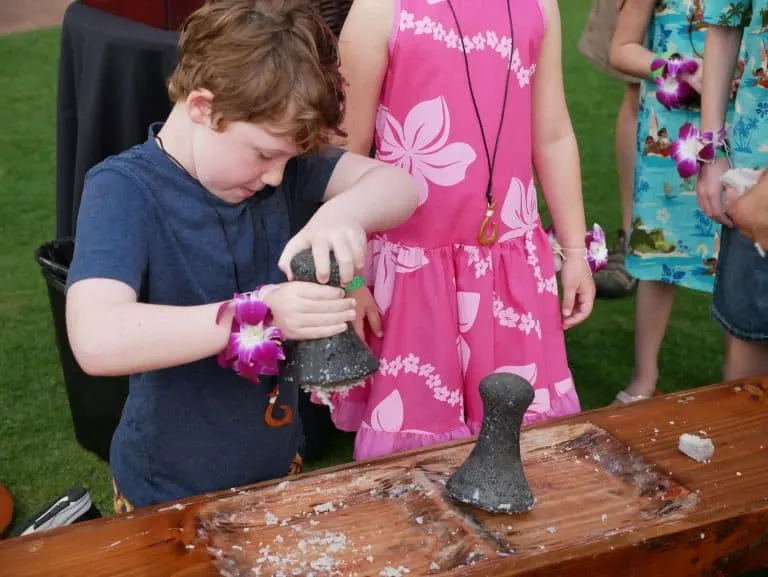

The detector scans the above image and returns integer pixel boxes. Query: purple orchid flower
[652,55,699,110]
[217,292,285,384]
[585,223,608,274]
[671,123,707,179]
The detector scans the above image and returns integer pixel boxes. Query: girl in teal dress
[697,0,768,380]
[608,0,730,403]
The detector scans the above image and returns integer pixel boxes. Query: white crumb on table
[678,433,715,463]
[264,511,279,526]
[314,502,336,514]
[379,566,410,576]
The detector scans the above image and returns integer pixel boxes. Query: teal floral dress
[703,0,768,343]
[626,0,726,292]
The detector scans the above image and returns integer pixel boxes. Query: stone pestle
[281,249,379,397]
[446,373,536,514]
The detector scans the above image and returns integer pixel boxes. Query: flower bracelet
[546,223,609,274]
[216,286,292,427]
[651,54,699,111]
[671,125,729,179]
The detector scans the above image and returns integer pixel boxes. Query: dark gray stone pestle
[446,373,536,514]
[281,249,379,390]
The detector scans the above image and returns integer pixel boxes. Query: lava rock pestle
[281,249,379,393]
[446,373,536,514]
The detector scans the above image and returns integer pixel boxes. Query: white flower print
[400,11,415,30]
[376,97,476,206]
[368,236,430,314]
[403,353,420,374]
[396,10,536,87]
[492,294,542,340]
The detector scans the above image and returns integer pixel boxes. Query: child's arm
[697,25,743,224]
[333,0,394,153]
[67,281,354,376]
[67,172,356,377]
[279,150,420,283]
[532,0,594,328]
[532,0,586,250]
[608,0,657,79]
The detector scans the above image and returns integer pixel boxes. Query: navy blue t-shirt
[68,124,344,508]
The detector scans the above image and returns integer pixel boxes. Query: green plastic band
[345,275,365,291]
[650,66,664,79]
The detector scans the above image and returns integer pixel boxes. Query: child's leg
[724,338,768,380]
[617,84,639,234]
[615,280,675,403]
[593,83,640,299]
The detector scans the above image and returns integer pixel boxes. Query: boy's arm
[333,0,393,153]
[531,0,586,249]
[67,170,353,377]
[65,170,234,376]
[322,152,420,232]
[67,280,233,376]
[280,149,419,283]
[608,0,657,79]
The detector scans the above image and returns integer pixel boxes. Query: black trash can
[35,238,128,463]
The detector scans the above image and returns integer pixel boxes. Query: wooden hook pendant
[265,385,293,427]
[477,200,498,246]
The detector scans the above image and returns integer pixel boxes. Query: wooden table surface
[1,378,767,577]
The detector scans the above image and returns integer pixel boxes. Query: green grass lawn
[0,1,724,536]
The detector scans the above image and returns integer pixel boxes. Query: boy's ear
[186,89,215,127]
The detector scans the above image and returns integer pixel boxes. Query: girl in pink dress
[331,0,595,460]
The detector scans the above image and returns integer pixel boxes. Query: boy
[65,0,419,512]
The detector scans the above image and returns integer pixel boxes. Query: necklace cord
[444,0,514,206]
[155,135,243,292]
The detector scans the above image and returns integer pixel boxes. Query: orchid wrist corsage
[546,223,608,274]
[651,54,699,110]
[670,124,728,178]
[216,286,285,384]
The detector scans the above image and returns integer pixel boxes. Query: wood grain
[1,378,767,576]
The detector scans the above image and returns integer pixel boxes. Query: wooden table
[1,379,768,576]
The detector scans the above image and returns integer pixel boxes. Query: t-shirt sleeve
[703,0,751,26]
[67,166,150,296]
[288,145,347,204]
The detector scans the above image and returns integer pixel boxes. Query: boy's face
[188,92,299,203]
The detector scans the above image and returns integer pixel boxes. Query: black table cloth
[56,1,178,239]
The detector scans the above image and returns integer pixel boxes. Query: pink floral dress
[327,0,580,460]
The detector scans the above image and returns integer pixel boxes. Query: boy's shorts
[712,226,768,343]
[578,0,641,84]
[112,453,304,514]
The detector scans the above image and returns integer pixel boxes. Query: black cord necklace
[444,0,514,246]
[155,135,243,293]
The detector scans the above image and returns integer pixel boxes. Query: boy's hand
[263,282,357,340]
[560,256,595,330]
[349,286,383,341]
[279,205,367,286]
